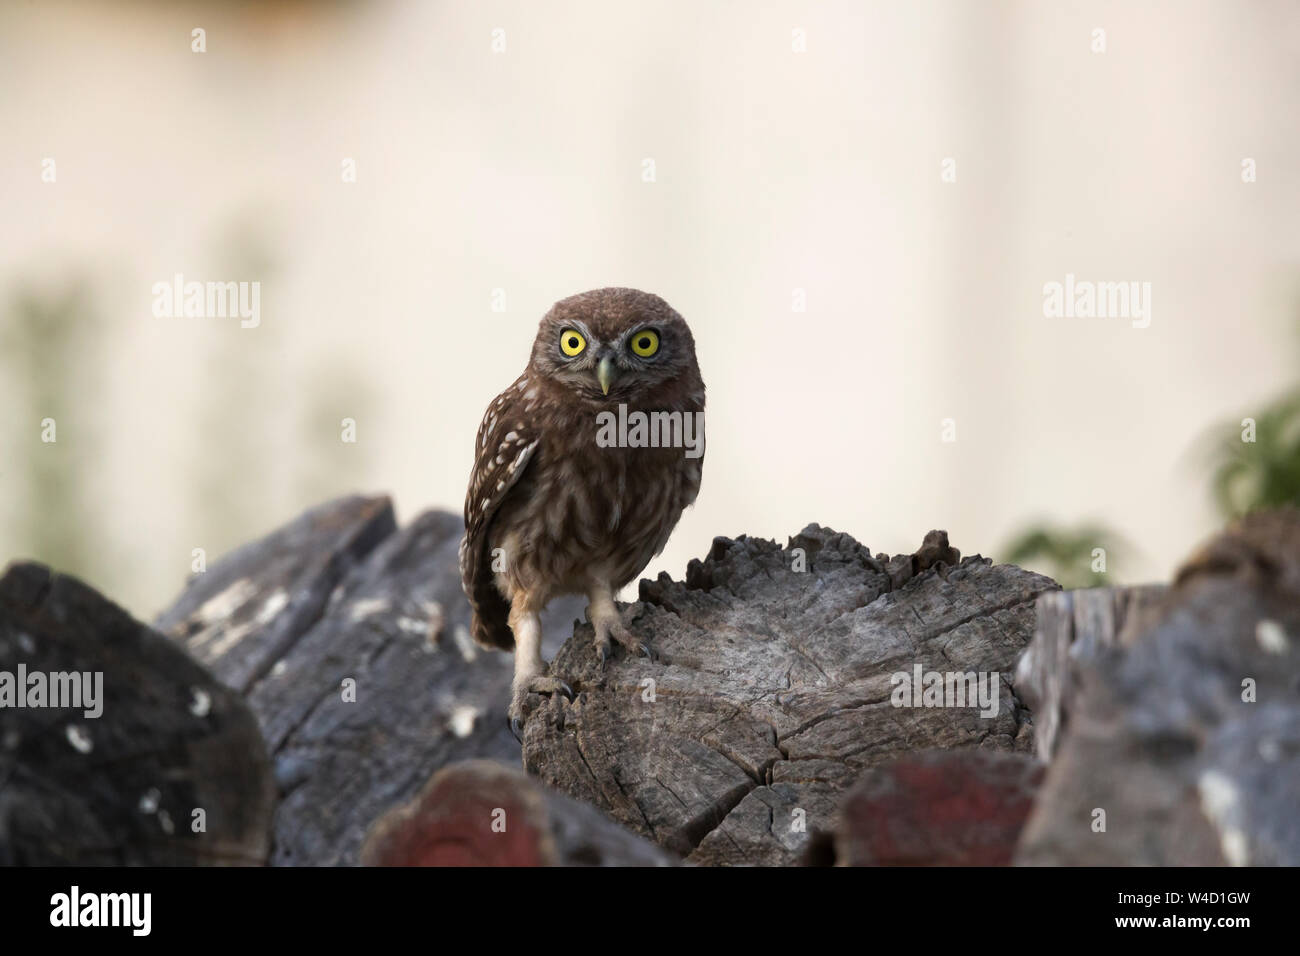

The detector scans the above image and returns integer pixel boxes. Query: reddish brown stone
[834,750,1044,866]
[361,760,674,867]
[362,762,548,866]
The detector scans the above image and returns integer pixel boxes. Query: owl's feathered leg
[586,582,653,664]
[507,593,571,739]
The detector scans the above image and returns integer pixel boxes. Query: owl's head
[529,288,701,402]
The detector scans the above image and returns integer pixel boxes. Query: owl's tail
[459,534,516,651]
[468,587,514,651]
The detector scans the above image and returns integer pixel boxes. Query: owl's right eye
[559,329,587,357]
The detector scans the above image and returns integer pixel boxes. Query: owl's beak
[596,355,616,396]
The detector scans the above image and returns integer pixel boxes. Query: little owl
[459,288,705,735]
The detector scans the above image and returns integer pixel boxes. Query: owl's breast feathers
[460,374,704,650]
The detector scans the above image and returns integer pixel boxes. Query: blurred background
[2,0,1298,617]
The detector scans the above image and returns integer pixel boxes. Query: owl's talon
[508,674,571,740]
[592,612,651,662]
[520,675,571,699]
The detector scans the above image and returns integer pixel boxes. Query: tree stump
[520,525,1059,864]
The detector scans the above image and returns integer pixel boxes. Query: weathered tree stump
[1016,510,1300,866]
[520,525,1059,865]
[155,495,584,865]
[361,760,675,866]
[0,562,274,865]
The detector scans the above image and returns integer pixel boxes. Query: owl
[459,288,705,735]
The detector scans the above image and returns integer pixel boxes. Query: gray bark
[1014,584,1168,760]
[154,495,584,865]
[1016,511,1300,866]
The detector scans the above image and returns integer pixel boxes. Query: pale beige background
[2,0,1298,618]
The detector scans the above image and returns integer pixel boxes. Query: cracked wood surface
[520,524,1059,865]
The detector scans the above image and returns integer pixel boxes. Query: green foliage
[1202,390,1300,519]
[1001,522,1131,589]
[1,280,102,578]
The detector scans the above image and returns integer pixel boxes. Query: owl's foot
[507,675,573,741]
[592,615,655,665]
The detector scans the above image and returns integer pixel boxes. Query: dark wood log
[1016,510,1300,866]
[155,495,585,865]
[0,562,274,865]
[156,493,398,694]
[520,525,1059,865]
[1014,584,1168,760]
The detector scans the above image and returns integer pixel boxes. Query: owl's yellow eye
[559,329,586,357]
[629,329,660,358]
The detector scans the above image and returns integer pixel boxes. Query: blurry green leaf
[1201,389,1300,519]
[1001,521,1131,589]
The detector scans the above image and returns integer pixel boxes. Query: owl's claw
[521,675,572,700]
[507,675,573,741]
[592,613,654,664]
[593,636,655,665]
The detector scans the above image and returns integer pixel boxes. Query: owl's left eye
[559,329,586,357]
[629,329,660,358]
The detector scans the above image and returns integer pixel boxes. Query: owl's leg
[507,594,571,739]
[587,582,653,664]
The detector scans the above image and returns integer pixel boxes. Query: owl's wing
[459,379,540,648]
[675,394,705,511]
